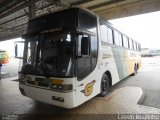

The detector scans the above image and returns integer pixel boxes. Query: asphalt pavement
[110,57,160,108]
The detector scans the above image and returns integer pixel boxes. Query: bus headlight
[19,75,32,84]
[26,76,32,81]
[50,84,73,92]
[19,75,25,84]
[19,74,26,84]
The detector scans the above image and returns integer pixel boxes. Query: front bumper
[19,84,76,109]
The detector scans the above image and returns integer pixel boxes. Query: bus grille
[38,82,49,87]
[26,80,49,88]
[26,80,35,85]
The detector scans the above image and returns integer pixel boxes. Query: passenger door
[77,34,91,80]
[76,33,98,106]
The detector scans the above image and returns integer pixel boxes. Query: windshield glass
[22,32,75,77]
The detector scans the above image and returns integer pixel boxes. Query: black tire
[99,74,110,97]
[132,65,137,76]
[137,64,139,70]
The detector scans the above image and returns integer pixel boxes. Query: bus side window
[107,27,113,44]
[135,42,138,51]
[133,41,136,50]
[136,42,138,51]
[132,40,134,50]
[114,30,122,47]
[114,30,119,46]
[132,41,134,50]
[136,42,139,51]
[123,35,129,48]
[100,23,108,43]
[119,33,123,47]
[138,43,141,51]
[129,39,133,50]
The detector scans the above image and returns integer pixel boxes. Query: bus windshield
[22,32,75,77]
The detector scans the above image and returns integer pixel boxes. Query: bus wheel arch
[99,71,112,97]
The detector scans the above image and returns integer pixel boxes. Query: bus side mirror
[81,37,90,55]
[15,41,24,59]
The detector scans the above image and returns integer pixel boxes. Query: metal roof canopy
[0,0,160,41]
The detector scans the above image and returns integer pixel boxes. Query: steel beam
[0,34,22,42]
[71,0,93,6]
[0,0,20,15]
[0,14,27,26]
[95,0,160,20]
[0,0,39,20]
[0,22,28,32]
[87,0,126,10]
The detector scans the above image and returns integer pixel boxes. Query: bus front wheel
[99,74,109,97]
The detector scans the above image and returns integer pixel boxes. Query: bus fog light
[52,96,64,102]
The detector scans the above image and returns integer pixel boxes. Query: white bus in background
[15,7,141,108]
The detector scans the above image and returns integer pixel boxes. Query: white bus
[15,7,141,108]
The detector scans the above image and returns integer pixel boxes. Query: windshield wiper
[39,61,50,78]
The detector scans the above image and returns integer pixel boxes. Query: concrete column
[28,1,37,20]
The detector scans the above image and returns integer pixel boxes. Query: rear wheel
[132,64,137,76]
[99,74,110,97]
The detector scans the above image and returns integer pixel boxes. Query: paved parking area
[110,57,160,108]
[1,57,20,79]
[1,77,160,120]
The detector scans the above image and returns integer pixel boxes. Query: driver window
[78,34,89,56]
[77,33,98,80]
